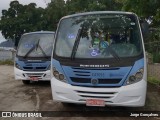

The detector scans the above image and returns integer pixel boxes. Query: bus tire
[22,80,30,85]
[61,102,74,107]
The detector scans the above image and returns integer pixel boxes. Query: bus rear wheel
[22,80,30,85]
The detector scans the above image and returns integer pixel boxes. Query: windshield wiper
[70,24,120,61]
[106,46,120,61]
[100,40,120,61]
[37,43,48,58]
[35,39,48,58]
[71,26,84,60]
[24,39,48,59]
[24,44,36,58]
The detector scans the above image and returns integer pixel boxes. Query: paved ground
[0,65,160,120]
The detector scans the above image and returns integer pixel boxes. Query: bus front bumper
[51,78,147,107]
[14,67,51,81]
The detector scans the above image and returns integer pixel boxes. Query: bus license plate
[30,77,39,81]
[86,99,105,107]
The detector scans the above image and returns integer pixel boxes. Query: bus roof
[23,31,55,36]
[61,11,136,19]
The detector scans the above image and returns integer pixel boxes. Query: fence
[0,50,15,61]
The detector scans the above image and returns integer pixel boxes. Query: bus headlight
[52,67,66,82]
[53,70,59,79]
[126,68,144,85]
[135,72,143,80]
[15,63,21,70]
[59,74,65,80]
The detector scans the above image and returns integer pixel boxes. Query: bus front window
[17,33,54,58]
[55,14,142,59]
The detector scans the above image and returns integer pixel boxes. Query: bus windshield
[55,14,142,59]
[17,33,54,57]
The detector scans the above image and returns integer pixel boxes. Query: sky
[0,0,51,42]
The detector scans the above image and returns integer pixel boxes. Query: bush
[153,53,160,63]
[148,76,160,85]
[0,59,14,65]
[145,27,160,63]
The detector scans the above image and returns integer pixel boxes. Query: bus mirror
[140,20,149,40]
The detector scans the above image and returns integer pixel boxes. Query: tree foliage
[122,0,160,62]
[123,0,160,26]
[45,0,66,30]
[65,0,123,13]
[0,1,46,46]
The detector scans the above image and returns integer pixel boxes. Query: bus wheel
[22,80,30,85]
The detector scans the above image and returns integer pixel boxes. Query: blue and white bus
[14,31,55,84]
[51,11,147,107]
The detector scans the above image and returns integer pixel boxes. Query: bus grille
[23,67,47,71]
[61,66,128,87]
[75,90,117,102]
[70,77,121,84]
[24,73,45,80]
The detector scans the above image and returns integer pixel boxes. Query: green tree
[0,1,46,47]
[123,0,160,62]
[66,0,123,13]
[45,0,66,30]
[123,0,160,26]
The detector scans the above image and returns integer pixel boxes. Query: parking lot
[0,65,160,120]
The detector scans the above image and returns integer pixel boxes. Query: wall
[148,63,160,80]
[0,50,15,61]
